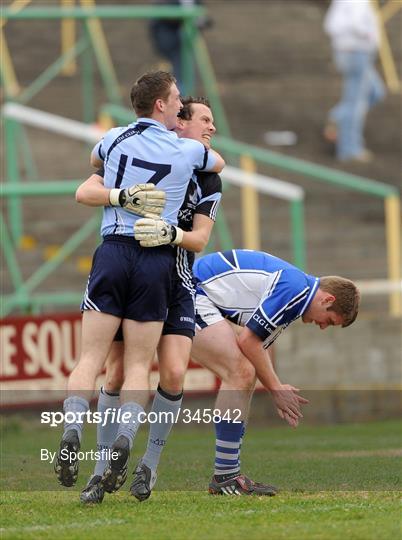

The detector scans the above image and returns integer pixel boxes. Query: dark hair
[130,71,176,116]
[178,96,211,120]
[319,276,360,327]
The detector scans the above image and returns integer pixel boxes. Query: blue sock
[214,420,244,478]
[116,401,144,449]
[238,424,246,470]
[94,387,120,477]
[63,396,89,442]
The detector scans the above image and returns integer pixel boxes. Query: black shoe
[54,429,80,487]
[80,475,105,504]
[208,473,278,496]
[130,461,157,501]
[252,479,279,496]
[100,435,129,493]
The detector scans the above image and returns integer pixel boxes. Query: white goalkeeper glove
[134,218,184,247]
[109,183,166,219]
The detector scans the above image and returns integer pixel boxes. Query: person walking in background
[323,0,385,162]
[149,0,211,92]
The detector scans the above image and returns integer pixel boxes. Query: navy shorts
[81,235,175,321]
[114,257,195,341]
[161,272,195,339]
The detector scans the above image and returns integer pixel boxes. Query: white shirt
[324,0,381,53]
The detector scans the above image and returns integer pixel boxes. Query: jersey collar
[299,276,320,316]
[134,117,169,130]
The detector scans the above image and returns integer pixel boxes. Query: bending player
[188,249,360,495]
[54,73,225,490]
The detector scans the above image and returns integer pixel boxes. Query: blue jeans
[329,50,385,160]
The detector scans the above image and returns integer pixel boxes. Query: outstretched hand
[271,384,309,428]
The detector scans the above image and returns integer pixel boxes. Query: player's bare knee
[226,360,256,390]
[160,366,186,395]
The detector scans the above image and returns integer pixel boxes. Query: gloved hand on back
[134,218,184,247]
[109,183,166,219]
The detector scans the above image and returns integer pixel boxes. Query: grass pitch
[1,416,401,540]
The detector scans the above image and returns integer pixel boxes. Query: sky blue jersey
[92,118,217,236]
[194,249,320,348]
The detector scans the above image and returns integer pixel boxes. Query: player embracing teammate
[54,72,224,492]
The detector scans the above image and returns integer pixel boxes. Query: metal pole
[4,118,22,244]
[0,30,20,97]
[0,212,23,292]
[17,37,87,104]
[2,5,205,21]
[0,180,81,197]
[61,0,77,75]
[372,0,401,93]
[0,0,32,27]
[181,18,196,96]
[81,22,95,124]
[385,195,402,315]
[213,135,398,198]
[240,155,260,250]
[192,34,231,139]
[290,199,306,270]
[81,1,122,107]
[381,0,402,23]
[17,124,38,182]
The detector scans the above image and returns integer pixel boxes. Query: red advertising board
[0,313,219,406]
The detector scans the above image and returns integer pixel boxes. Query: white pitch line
[0,518,126,534]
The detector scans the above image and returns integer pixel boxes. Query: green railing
[1,4,207,110]
[2,99,400,315]
[98,104,400,311]
[1,5,206,20]
[1,4,400,316]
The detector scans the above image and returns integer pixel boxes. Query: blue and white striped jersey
[92,118,216,236]
[193,249,320,348]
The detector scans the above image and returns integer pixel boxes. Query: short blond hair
[319,276,360,327]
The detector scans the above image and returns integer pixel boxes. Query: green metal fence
[1,4,400,317]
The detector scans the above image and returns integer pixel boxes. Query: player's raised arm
[197,146,225,173]
[182,137,225,174]
[207,149,225,173]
